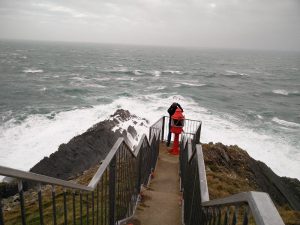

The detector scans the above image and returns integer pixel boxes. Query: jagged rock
[0,182,18,199]
[128,125,137,138]
[30,109,138,180]
[202,142,300,211]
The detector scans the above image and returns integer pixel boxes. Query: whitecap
[84,84,106,88]
[181,82,206,87]
[71,77,86,81]
[111,67,129,73]
[152,71,161,77]
[73,65,88,68]
[94,77,111,81]
[23,69,44,73]
[147,86,166,90]
[225,70,248,76]
[164,70,183,74]
[115,77,133,81]
[133,70,143,75]
[40,87,47,91]
[272,117,300,128]
[226,70,238,74]
[257,115,263,119]
[272,89,289,96]
[0,95,299,180]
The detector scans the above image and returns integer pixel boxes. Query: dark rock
[128,125,137,138]
[0,182,18,198]
[202,142,300,211]
[30,109,137,180]
[250,160,300,210]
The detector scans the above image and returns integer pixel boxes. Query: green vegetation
[203,143,300,225]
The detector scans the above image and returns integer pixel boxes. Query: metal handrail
[0,165,92,191]
[180,124,285,225]
[161,116,202,142]
[202,192,284,225]
[88,133,153,189]
[0,117,163,225]
[0,134,154,192]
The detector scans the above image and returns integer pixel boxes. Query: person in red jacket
[167,102,183,147]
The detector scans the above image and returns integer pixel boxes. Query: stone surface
[125,144,181,225]
[202,142,300,211]
[30,109,138,180]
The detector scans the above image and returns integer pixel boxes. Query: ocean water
[0,40,299,179]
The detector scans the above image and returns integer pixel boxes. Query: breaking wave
[224,70,249,77]
[0,95,299,180]
[23,68,44,73]
[272,117,300,128]
[272,89,299,96]
[181,82,206,87]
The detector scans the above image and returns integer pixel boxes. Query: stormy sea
[0,40,299,179]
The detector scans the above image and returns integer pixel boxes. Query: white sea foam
[40,87,47,91]
[272,117,300,128]
[71,77,86,82]
[225,70,248,76]
[181,82,206,87]
[133,70,143,75]
[112,67,129,73]
[164,70,183,74]
[115,77,134,81]
[152,71,161,77]
[272,89,299,96]
[146,86,166,91]
[257,115,263,119]
[84,84,106,88]
[94,77,111,81]
[272,89,289,96]
[0,95,299,180]
[23,69,44,73]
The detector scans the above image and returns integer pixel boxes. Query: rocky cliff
[202,142,300,224]
[30,109,147,180]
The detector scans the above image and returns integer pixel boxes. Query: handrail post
[161,116,165,141]
[37,183,44,225]
[137,146,143,193]
[0,196,4,225]
[149,128,152,140]
[109,156,117,225]
[18,180,26,225]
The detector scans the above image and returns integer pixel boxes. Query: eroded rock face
[202,142,300,211]
[30,109,139,180]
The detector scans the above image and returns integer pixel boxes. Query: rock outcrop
[30,109,145,180]
[202,142,300,211]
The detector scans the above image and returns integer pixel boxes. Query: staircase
[0,117,285,225]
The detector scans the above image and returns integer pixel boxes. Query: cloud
[0,0,299,50]
[32,2,86,18]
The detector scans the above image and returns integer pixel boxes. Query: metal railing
[161,116,202,142]
[0,115,286,225]
[179,122,285,225]
[0,121,162,225]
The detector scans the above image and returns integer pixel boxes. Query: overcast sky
[0,0,299,51]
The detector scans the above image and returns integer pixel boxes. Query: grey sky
[0,0,299,50]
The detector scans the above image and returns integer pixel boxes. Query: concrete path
[125,143,182,225]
